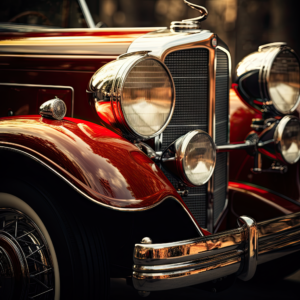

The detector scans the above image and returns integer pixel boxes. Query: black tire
[0,178,109,300]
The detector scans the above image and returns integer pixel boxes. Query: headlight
[161,130,216,187]
[269,50,300,114]
[275,116,300,164]
[235,43,300,115]
[89,54,175,140]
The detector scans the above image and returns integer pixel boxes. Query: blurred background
[86,0,300,79]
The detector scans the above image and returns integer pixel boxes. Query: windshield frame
[77,0,95,28]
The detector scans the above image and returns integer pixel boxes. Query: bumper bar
[132,212,300,291]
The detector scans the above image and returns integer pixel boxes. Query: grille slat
[214,49,229,224]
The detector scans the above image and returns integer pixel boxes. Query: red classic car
[0,1,300,299]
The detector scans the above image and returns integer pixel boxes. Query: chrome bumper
[132,212,300,291]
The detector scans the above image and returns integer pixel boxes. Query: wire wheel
[0,209,55,300]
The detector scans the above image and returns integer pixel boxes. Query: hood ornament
[171,0,208,32]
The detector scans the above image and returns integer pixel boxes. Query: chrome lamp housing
[274,116,300,164]
[88,53,175,141]
[235,43,300,115]
[161,130,216,187]
[253,115,300,165]
[39,97,67,120]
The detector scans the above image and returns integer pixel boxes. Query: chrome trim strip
[0,83,74,117]
[207,44,216,233]
[0,145,203,236]
[132,212,300,291]
[212,45,231,231]
[77,0,95,28]
[127,29,214,60]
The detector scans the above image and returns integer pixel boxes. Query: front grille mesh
[163,47,229,229]
[213,49,229,224]
[164,48,209,227]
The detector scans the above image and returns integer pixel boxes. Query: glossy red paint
[0,115,178,207]
[0,28,160,125]
[228,181,300,227]
[0,115,210,234]
[0,28,162,39]
[0,28,161,55]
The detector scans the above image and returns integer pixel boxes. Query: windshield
[0,0,88,28]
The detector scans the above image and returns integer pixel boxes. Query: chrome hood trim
[127,28,213,60]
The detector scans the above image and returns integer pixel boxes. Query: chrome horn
[39,97,67,120]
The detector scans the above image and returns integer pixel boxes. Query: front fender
[0,116,180,210]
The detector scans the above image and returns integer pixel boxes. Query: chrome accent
[77,0,95,28]
[236,44,300,115]
[257,212,300,264]
[216,140,256,152]
[154,134,163,152]
[170,1,208,31]
[274,115,300,164]
[0,83,74,117]
[210,46,231,232]
[161,130,216,187]
[141,237,152,244]
[182,1,208,23]
[135,143,156,160]
[89,55,176,140]
[117,51,151,60]
[0,209,55,299]
[258,42,287,52]
[0,146,203,237]
[132,212,300,291]
[39,98,67,120]
[127,29,214,60]
[238,216,258,281]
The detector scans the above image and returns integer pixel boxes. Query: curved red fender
[0,116,183,210]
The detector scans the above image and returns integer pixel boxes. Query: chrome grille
[163,47,229,229]
[164,48,209,228]
[214,49,229,224]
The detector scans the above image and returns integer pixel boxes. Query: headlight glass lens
[122,59,173,137]
[269,50,300,113]
[281,118,300,164]
[183,132,216,186]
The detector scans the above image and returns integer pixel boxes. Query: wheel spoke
[16,229,36,240]
[26,245,45,258]
[17,238,39,245]
[27,256,49,268]
[28,288,53,299]
[30,267,52,277]
[0,210,55,299]
[30,276,51,289]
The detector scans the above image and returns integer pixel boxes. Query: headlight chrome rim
[161,130,216,187]
[111,54,175,140]
[260,46,300,115]
[274,115,300,164]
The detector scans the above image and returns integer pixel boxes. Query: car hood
[0,27,164,56]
